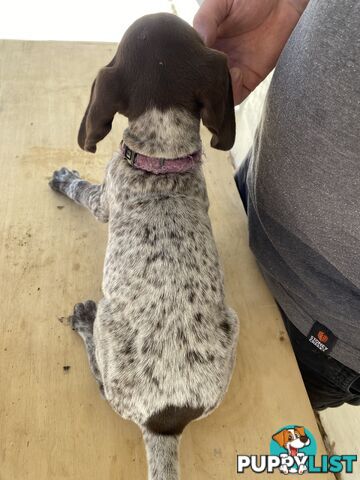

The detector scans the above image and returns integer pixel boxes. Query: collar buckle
[123,144,137,166]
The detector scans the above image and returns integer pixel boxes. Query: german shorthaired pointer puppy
[50,13,239,480]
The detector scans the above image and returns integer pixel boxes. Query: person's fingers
[230,67,244,105]
[193,0,230,46]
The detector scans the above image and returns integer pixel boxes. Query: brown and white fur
[49,13,239,480]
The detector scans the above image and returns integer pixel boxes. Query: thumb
[193,0,228,46]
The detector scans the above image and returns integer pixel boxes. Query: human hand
[194,0,309,104]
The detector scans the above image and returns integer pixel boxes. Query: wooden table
[0,40,331,479]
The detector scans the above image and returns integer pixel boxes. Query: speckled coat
[50,12,239,480]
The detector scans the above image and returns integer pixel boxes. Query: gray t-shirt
[246,0,360,371]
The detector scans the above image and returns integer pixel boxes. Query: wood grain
[0,40,332,479]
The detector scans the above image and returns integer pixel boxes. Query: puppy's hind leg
[69,300,104,396]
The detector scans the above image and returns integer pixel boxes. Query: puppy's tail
[142,430,180,480]
[142,404,204,479]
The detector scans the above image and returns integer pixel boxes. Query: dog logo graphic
[272,426,311,474]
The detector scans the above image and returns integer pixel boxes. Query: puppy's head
[272,427,310,450]
[78,13,235,153]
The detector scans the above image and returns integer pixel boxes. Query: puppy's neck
[123,108,202,159]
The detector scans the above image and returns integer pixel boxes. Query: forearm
[70,181,109,222]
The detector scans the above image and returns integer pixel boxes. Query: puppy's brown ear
[198,52,236,151]
[272,429,287,447]
[78,66,125,153]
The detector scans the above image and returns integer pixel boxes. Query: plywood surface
[0,40,331,479]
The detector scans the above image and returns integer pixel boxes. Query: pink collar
[121,142,202,175]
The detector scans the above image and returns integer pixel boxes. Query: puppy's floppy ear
[78,65,125,153]
[197,52,236,151]
[272,429,287,447]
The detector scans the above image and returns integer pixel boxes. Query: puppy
[272,427,311,474]
[50,13,239,480]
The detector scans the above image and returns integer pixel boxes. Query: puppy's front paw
[49,167,80,193]
[69,300,97,334]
